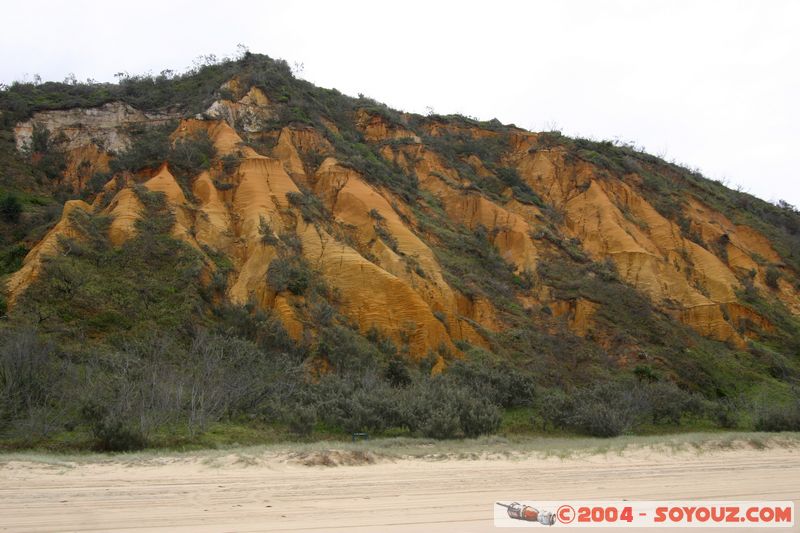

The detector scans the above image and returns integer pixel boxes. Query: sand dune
[1,437,798,532]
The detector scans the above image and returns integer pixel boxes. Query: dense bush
[538,381,704,437]
[26,124,67,182]
[267,256,312,295]
[568,382,646,437]
[0,329,66,436]
[109,123,173,174]
[385,357,412,388]
[81,401,147,452]
[286,406,317,438]
[710,397,741,429]
[109,125,216,188]
[279,355,504,440]
[0,194,22,223]
[643,381,704,425]
[14,189,203,337]
[168,131,216,179]
[447,358,535,408]
[765,266,781,290]
[754,400,800,432]
[400,378,502,439]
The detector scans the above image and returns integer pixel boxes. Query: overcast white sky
[2,0,798,206]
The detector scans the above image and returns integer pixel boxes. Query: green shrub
[109,125,215,192]
[765,266,781,289]
[15,191,203,337]
[495,167,542,206]
[385,358,412,388]
[537,389,576,430]
[332,138,419,203]
[400,378,501,439]
[0,194,22,223]
[81,402,147,452]
[633,364,659,383]
[267,256,312,295]
[539,382,649,437]
[27,125,67,182]
[643,381,703,425]
[287,405,316,437]
[168,130,216,178]
[538,381,724,435]
[212,180,234,191]
[711,398,741,429]
[569,383,646,437]
[448,358,535,408]
[754,401,800,432]
[374,223,399,252]
[221,153,239,174]
[458,396,502,437]
[314,377,403,433]
[419,402,461,439]
[259,216,278,245]
[109,123,173,173]
[0,329,63,433]
[0,243,27,276]
[286,190,329,223]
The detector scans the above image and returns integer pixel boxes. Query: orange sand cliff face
[6,93,798,358]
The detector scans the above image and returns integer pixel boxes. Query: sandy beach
[1,435,798,532]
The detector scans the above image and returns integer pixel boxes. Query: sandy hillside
[1,435,798,532]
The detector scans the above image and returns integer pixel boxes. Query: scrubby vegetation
[109,123,216,195]
[1,51,800,452]
[14,189,202,338]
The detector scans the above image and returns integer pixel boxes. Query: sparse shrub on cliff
[765,266,781,289]
[332,138,419,203]
[168,130,216,178]
[286,190,329,223]
[495,166,543,206]
[258,216,279,245]
[15,189,203,337]
[298,148,326,173]
[110,125,215,191]
[221,153,239,174]
[267,256,312,295]
[0,243,26,278]
[109,123,172,173]
[422,217,519,305]
[26,124,67,183]
[373,222,399,253]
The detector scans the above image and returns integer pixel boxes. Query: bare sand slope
[1,440,798,532]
